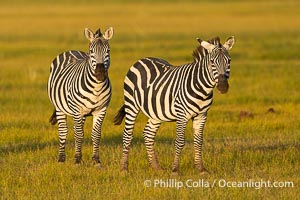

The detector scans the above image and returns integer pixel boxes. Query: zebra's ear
[103,27,114,40]
[196,37,203,44]
[224,36,235,50]
[84,28,95,42]
[199,39,215,52]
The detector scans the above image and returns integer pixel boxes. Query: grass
[0,0,299,199]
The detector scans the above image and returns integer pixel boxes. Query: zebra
[47,27,114,165]
[114,36,235,175]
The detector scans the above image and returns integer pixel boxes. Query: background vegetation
[0,0,299,199]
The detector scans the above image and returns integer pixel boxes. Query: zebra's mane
[95,29,103,38]
[192,37,221,62]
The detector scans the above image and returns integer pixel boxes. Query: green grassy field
[0,0,299,199]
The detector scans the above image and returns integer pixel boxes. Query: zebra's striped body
[48,27,114,164]
[114,36,235,175]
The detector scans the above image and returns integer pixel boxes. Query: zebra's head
[197,36,235,94]
[84,27,114,82]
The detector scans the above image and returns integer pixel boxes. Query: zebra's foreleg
[143,119,162,170]
[120,111,138,171]
[193,113,208,174]
[91,111,106,166]
[73,115,84,164]
[57,111,68,162]
[171,119,188,176]
[82,116,86,127]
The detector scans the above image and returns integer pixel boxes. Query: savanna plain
[0,0,299,199]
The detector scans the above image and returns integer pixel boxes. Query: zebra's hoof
[200,171,209,175]
[171,166,180,176]
[120,166,128,171]
[171,171,180,176]
[152,164,164,171]
[198,167,209,175]
[92,155,101,165]
[94,163,101,169]
[58,155,66,162]
[75,159,83,165]
[120,162,129,172]
[120,159,129,171]
[74,154,82,164]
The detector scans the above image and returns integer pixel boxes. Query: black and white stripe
[114,36,235,175]
[48,27,114,165]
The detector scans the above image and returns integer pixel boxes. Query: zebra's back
[49,50,88,74]
[125,57,208,121]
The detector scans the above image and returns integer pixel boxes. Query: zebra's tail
[49,109,57,125]
[113,104,126,125]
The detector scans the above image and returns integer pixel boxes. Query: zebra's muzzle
[217,74,229,94]
[95,63,108,82]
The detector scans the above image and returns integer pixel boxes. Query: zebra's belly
[48,85,74,116]
[69,90,111,117]
[50,88,111,117]
[138,99,177,122]
[138,96,213,122]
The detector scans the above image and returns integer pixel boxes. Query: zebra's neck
[191,55,216,96]
[86,59,108,88]
[193,45,216,88]
[202,54,216,85]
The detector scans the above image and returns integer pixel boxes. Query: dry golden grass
[0,0,299,199]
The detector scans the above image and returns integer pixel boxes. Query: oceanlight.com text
[144,179,294,190]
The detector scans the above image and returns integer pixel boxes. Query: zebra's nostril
[95,63,108,82]
[216,74,229,93]
[218,74,226,81]
[96,63,105,68]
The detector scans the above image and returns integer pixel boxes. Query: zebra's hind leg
[91,110,106,168]
[73,115,84,164]
[120,109,139,172]
[143,119,162,170]
[56,111,68,162]
[171,120,188,176]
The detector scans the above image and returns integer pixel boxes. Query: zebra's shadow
[0,140,59,156]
